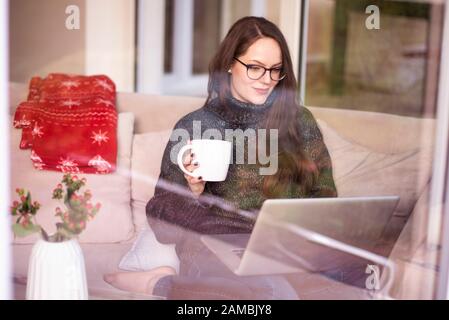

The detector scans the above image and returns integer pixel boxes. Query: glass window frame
[0,0,12,300]
[138,0,270,96]
[434,0,449,301]
[298,0,443,118]
[297,0,449,300]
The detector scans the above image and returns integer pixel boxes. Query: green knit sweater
[146,94,337,245]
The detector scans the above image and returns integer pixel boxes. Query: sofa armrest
[390,181,431,261]
[383,181,440,299]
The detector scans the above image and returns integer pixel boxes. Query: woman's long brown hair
[206,16,318,197]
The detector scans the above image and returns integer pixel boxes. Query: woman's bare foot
[103,266,176,295]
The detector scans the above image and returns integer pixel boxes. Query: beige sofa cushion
[116,92,204,133]
[129,115,434,232]
[317,119,433,219]
[309,106,435,155]
[131,130,172,231]
[10,113,136,244]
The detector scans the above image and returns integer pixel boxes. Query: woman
[104,16,337,299]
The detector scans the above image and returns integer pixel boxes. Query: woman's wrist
[196,199,212,209]
[191,193,212,209]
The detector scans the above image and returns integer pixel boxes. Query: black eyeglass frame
[233,57,286,81]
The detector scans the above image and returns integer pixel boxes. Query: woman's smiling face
[229,37,283,105]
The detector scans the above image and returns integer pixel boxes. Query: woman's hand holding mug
[181,140,206,198]
[177,139,232,198]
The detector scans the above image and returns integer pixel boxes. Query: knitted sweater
[146,94,337,246]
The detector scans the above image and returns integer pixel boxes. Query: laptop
[201,196,400,278]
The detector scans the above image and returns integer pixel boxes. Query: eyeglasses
[233,57,286,81]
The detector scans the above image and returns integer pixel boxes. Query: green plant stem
[40,228,49,241]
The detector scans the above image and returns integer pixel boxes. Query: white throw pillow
[118,226,180,273]
[123,130,180,273]
[10,112,136,244]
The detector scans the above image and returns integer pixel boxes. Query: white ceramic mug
[177,139,232,182]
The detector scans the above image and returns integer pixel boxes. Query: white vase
[26,238,88,300]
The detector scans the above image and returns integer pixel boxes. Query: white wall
[1,0,12,300]
[433,0,449,300]
[9,0,86,83]
[279,0,302,81]
[136,0,165,94]
[85,0,136,92]
[9,0,135,92]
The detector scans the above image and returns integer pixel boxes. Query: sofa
[8,81,438,300]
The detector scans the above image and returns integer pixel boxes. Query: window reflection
[193,0,222,74]
[305,0,444,118]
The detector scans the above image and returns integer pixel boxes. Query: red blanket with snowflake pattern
[13,73,118,174]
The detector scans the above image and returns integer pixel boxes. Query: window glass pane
[193,0,222,74]
[164,0,175,74]
[303,0,445,299]
[228,0,252,24]
[304,0,443,118]
[265,0,281,26]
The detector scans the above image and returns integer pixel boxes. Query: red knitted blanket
[13,73,118,174]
